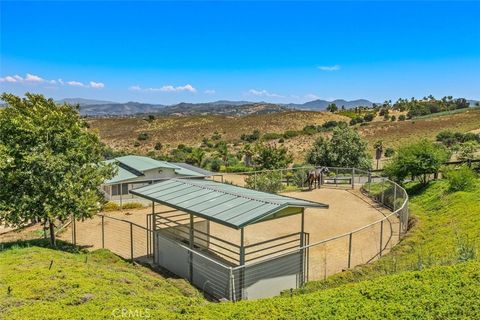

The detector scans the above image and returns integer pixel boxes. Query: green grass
[194,261,480,319]
[300,179,480,292]
[1,179,479,319]
[0,241,204,319]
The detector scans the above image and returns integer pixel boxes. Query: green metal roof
[130,179,328,229]
[104,156,207,185]
[116,155,179,172]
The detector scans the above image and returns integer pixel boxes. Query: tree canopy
[253,143,293,170]
[383,139,450,184]
[0,93,115,246]
[305,127,371,169]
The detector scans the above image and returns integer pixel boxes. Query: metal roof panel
[130,178,328,229]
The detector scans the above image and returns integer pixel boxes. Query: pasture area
[61,186,398,281]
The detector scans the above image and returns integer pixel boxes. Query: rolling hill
[2,179,479,319]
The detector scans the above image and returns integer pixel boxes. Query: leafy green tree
[253,143,293,170]
[305,127,371,169]
[0,93,115,246]
[326,103,338,113]
[383,139,450,184]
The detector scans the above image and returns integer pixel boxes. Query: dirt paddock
[61,186,399,280]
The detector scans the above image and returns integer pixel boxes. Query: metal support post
[379,220,384,257]
[130,222,134,263]
[101,215,105,249]
[347,232,353,269]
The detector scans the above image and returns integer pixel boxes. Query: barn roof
[103,156,207,185]
[130,179,328,229]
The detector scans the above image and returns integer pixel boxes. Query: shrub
[302,125,317,135]
[209,158,222,172]
[349,117,364,126]
[291,165,314,188]
[245,171,284,193]
[122,202,144,210]
[154,142,163,150]
[283,130,300,139]
[211,131,222,140]
[133,141,141,147]
[456,236,477,262]
[102,201,119,211]
[390,115,396,121]
[444,166,477,192]
[137,132,149,141]
[363,113,375,122]
[321,120,340,130]
[263,132,283,140]
[458,141,478,161]
[384,139,450,184]
[384,148,395,158]
[240,129,260,142]
[398,114,406,121]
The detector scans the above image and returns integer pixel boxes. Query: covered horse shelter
[130,178,328,300]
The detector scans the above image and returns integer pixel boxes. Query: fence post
[367,171,371,194]
[228,268,233,301]
[399,209,403,241]
[130,222,134,263]
[72,215,77,246]
[347,233,353,269]
[351,168,355,189]
[379,220,384,257]
[101,215,105,249]
[393,185,397,211]
[335,168,338,187]
[381,178,385,204]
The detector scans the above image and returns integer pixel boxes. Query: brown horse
[305,167,330,190]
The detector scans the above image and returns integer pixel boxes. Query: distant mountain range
[57,98,376,116]
[52,97,479,117]
[56,98,118,106]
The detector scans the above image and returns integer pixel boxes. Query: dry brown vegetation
[89,108,480,162]
[89,111,347,152]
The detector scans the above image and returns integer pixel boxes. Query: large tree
[253,143,293,170]
[383,139,450,184]
[0,93,115,246]
[305,127,371,169]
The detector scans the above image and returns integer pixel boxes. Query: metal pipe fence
[66,166,409,301]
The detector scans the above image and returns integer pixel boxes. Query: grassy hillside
[89,107,480,162]
[0,243,204,319]
[300,179,480,293]
[196,261,480,319]
[1,179,479,319]
[89,111,347,153]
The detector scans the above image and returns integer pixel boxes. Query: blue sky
[1,1,479,104]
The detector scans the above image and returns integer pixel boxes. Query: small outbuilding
[100,155,215,204]
[131,178,328,300]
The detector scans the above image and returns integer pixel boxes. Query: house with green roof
[101,155,213,203]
